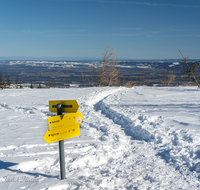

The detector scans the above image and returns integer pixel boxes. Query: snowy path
[76,87,200,189]
[0,87,200,189]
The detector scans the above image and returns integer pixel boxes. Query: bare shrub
[167,73,176,86]
[30,81,34,88]
[124,81,137,88]
[1,82,6,90]
[178,49,200,88]
[91,45,120,87]
[38,83,42,88]
[183,81,194,86]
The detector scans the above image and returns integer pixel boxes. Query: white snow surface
[0,86,200,189]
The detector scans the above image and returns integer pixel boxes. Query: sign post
[56,104,65,180]
[44,100,83,180]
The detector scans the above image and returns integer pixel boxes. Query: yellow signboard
[49,100,79,113]
[48,111,84,131]
[43,124,80,143]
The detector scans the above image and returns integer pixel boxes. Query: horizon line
[0,56,199,61]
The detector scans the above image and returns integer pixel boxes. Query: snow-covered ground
[0,86,200,190]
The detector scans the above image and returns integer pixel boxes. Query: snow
[0,86,200,189]
[7,61,91,67]
[169,62,180,67]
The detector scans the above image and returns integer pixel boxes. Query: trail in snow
[0,87,200,189]
[74,87,200,189]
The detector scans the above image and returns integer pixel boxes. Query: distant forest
[0,59,200,89]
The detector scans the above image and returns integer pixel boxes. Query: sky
[0,0,200,59]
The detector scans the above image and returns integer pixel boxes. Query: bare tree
[6,74,11,87]
[15,76,20,89]
[38,82,42,88]
[0,73,6,90]
[0,73,3,88]
[30,81,34,88]
[19,82,23,89]
[91,45,120,87]
[52,80,56,88]
[178,49,200,88]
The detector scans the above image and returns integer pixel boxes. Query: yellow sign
[49,100,79,113]
[43,124,80,143]
[48,111,84,131]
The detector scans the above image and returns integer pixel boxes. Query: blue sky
[0,0,200,59]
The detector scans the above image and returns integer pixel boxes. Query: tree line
[1,47,199,89]
[0,74,42,89]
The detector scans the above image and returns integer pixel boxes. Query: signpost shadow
[0,160,58,179]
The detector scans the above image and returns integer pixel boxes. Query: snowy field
[0,86,200,190]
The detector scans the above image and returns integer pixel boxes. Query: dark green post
[57,104,66,180]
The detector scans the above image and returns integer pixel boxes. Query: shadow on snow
[0,160,58,179]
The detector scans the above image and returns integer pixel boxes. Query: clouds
[111,1,200,9]
[60,0,200,9]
